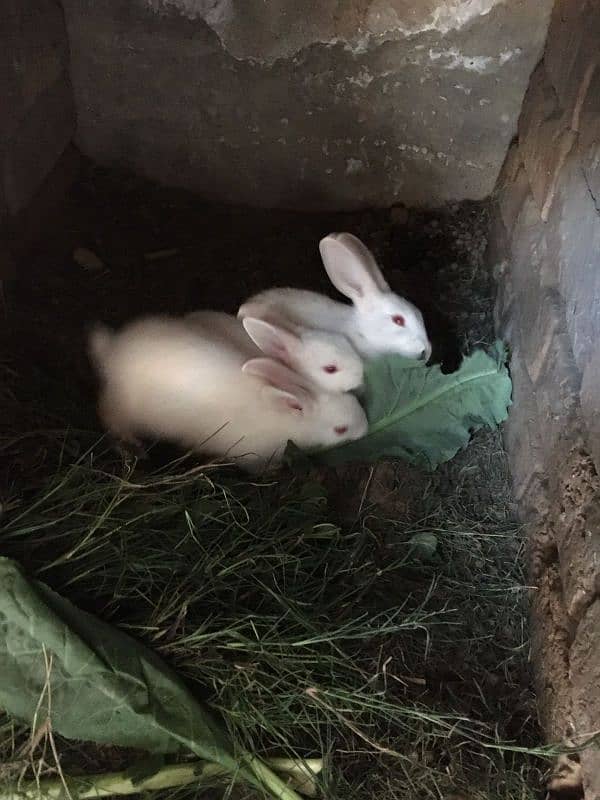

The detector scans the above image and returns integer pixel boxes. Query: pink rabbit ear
[242,357,314,412]
[335,233,390,292]
[242,317,300,365]
[319,233,390,303]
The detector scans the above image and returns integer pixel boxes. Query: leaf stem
[2,758,324,800]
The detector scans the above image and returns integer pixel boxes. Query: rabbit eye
[392,315,406,327]
[323,364,339,374]
[334,425,348,435]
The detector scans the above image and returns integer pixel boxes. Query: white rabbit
[238,232,432,361]
[185,309,363,393]
[88,312,367,472]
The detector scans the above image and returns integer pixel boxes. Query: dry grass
[0,404,552,799]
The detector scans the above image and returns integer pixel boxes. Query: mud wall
[1,2,76,278]
[490,2,600,795]
[61,0,552,211]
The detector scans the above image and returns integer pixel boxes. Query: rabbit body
[238,233,432,361]
[186,309,363,393]
[89,312,367,471]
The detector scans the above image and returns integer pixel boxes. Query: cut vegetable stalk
[1,758,324,800]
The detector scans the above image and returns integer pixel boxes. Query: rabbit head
[242,357,368,449]
[242,316,363,393]
[319,233,432,361]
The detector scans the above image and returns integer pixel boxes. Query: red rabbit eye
[392,314,406,327]
[334,425,348,435]
[323,364,338,374]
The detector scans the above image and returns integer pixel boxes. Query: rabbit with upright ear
[185,310,363,393]
[88,312,367,473]
[238,232,432,361]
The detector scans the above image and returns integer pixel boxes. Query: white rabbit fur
[186,310,363,393]
[238,232,432,361]
[88,311,367,472]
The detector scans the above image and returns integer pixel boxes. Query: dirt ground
[1,162,490,480]
[4,165,493,386]
[0,162,549,798]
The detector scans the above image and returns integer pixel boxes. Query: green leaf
[0,557,303,800]
[312,341,511,469]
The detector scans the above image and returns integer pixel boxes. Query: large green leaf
[0,558,301,800]
[313,341,511,469]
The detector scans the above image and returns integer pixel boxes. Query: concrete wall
[489,2,600,795]
[62,0,552,210]
[1,1,76,277]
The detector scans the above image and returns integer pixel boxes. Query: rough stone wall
[61,0,552,210]
[1,1,76,278]
[490,2,600,795]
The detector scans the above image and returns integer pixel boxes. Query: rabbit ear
[242,357,314,413]
[242,318,300,365]
[337,233,390,292]
[319,233,390,303]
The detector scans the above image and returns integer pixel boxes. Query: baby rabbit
[238,232,432,361]
[88,312,367,472]
[186,310,363,393]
